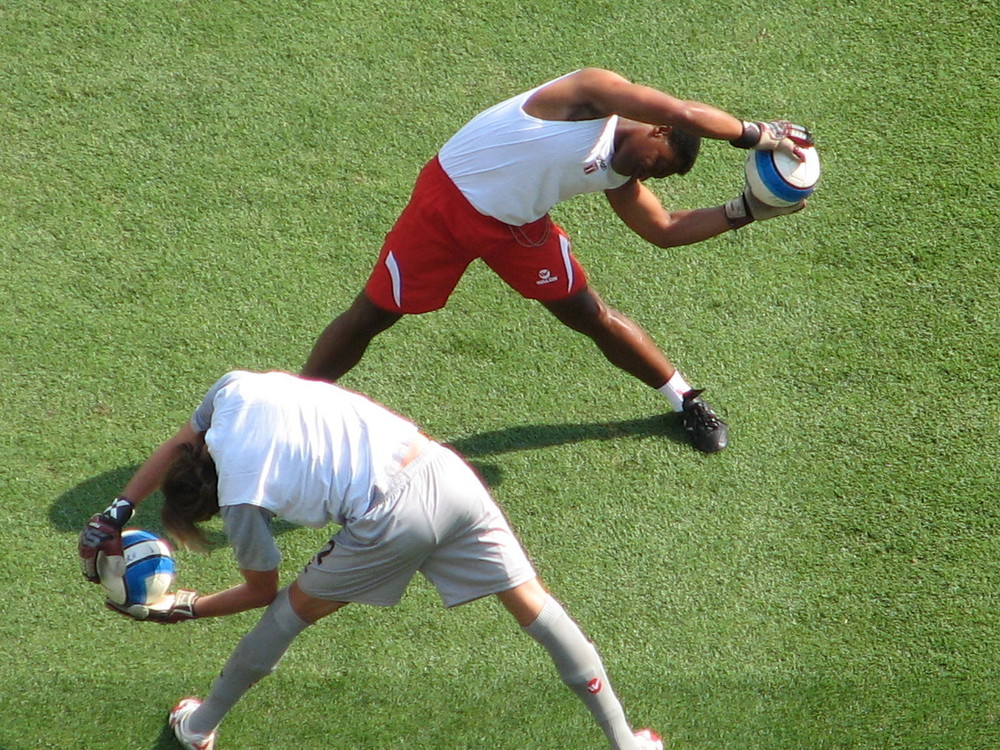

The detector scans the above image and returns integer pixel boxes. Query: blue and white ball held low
[745,145,821,207]
[98,529,176,607]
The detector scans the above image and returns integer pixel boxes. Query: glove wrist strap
[729,121,761,149]
[173,589,200,620]
[101,497,135,529]
[724,196,754,228]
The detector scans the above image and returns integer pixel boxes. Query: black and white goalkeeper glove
[725,187,805,224]
[106,589,200,624]
[79,497,135,582]
[730,120,814,158]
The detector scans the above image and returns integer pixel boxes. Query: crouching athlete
[79,370,664,750]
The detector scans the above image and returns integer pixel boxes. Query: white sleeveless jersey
[438,75,631,226]
[191,371,422,528]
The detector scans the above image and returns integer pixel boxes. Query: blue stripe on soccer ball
[120,529,176,606]
[746,148,820,207]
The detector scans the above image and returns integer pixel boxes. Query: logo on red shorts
[536,269,559,285]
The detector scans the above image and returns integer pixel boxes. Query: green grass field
[2,0,997,748]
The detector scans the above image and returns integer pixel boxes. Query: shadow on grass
[446,413,683,457]
[49,464,297,540]
[450,412,683,488]
[150,723,181,749]
[50,414,681,534]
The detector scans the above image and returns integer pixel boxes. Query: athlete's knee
[543,288,610,335]
[572,302,625,341]
[288,581,347,624]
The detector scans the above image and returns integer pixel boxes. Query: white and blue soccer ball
[98,529,176,606]
[745,145,821,207]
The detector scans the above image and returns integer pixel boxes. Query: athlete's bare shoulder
[523,68,629,122]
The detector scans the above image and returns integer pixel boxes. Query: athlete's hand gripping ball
[731,120,814,160]
[725,186,805,223]
[79,497,135,582]
[106,589,200,624]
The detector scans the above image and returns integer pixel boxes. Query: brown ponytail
[161,442,219,552]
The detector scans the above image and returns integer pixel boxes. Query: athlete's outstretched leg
[541,286,674,388]
[302,293,402,382]
[541,286,727,452]
[497,579,662,750]
[172,586,346,745]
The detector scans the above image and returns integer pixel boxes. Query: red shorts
[364,156,587,313]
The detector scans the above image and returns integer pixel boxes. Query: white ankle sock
[657,370,692,412]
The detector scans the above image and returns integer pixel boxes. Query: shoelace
[683,398,723,430]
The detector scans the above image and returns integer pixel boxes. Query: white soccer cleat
[633,728,664,750]
[169,697,217,750]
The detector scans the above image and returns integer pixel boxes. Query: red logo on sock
[587,677,603,694]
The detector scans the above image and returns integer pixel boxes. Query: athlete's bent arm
[79,422,203,582]
[530,68,744,140]
[119,422,202,508]
[192,568,280,619]
[606,180,733,248]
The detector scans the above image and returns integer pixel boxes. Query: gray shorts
[296,443,536,607]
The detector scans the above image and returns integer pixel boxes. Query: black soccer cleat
[680,389,729,453]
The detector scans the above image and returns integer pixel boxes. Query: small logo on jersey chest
[584,157,608,175]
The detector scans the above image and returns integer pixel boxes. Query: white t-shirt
[191,371,422,528]
[438,73,630,226]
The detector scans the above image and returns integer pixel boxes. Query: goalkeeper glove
[725,187,805,225]
[79,497,135,582]
[731,120,814,159]
[106,589,200,624]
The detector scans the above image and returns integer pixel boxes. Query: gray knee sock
[188,587,309,736]
[523,596,637,749]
